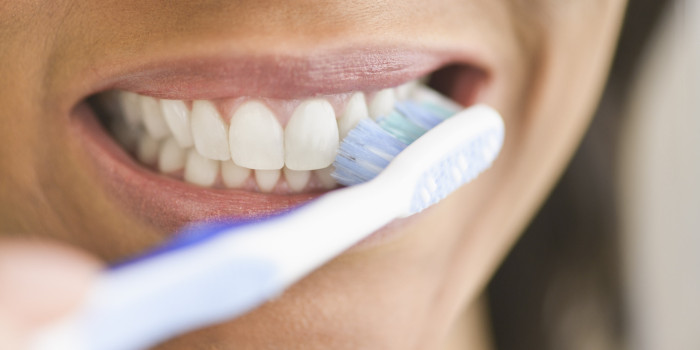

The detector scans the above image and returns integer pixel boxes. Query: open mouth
[75,50,490,232]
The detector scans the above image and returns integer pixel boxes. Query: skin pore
[0,1,626,349]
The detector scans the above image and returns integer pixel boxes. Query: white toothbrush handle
[31,178,406,350]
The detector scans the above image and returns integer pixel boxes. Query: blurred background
[487,0,699,349]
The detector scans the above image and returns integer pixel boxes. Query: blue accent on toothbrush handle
[112,212,295,270]
[75,182,396,350]
[81,251,279,350]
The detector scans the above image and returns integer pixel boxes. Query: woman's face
[0,0,626,348]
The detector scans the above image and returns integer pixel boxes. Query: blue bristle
[332,119,408,186]
[332,100,455,187]
[395,101,446,130]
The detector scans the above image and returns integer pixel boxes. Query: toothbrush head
[333,101,504,215]
[332,100,451,186]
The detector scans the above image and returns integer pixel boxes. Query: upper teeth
[229,101,285,170]
[337,92,369,138]
[368,88,397,119]
[105,80,443,193]
[191,100,231,161]
[284,99,339,171]
[140,96,171,140]
[160,99,194,148]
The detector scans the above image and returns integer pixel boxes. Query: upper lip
[70,45,491,106]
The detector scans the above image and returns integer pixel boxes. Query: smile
[73,48,491,231]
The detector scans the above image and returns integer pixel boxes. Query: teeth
[160,99,194,148]
[184,150,219,187]
[255,169,280,193]
[283,167,311,193]
[136,134,160,165]
[396,81,419,100]
[221,161,251,188]
[285,99,339,170]
[158,137,187,173]
[229,101,284,170]
[191,100,231,161]
[119,91,143,127]
[337,92,369,138]
[368,88,396,119]
[140,96,171,140]
[315,166,338,189]
[108,80,426,192]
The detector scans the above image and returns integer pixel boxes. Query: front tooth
[136,134,159,165]
[184,150,219,187]
[158,137,186,173]
[315,166,337,189]
[255,169,280,193]
[229,101,284,170]
[283,168,311,193]
[191,100,231,160]
[337,92,369,138]
[221,161,251,188]
[160,99,194,148]
[285,99,339,170]
[369,88,396,119]
[140,96,171,140]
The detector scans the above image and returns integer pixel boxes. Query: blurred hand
[0,239,99,349]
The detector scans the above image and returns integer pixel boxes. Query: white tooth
[283,168,311,193]
[315,166,337,189]
[229,101,284,170]
[140,96,170,140]
[184,150,219,187]
[158,138,186,173]
[285,99,339,170]
[160,99,194,148]
[119,91,142,127]
[191,100,231,160]
[136,134,159,165]
[221,161,251,188]
[337,92,369,139]
[255,169,280,193]
[368,88,396,119]
[395,81,419,100]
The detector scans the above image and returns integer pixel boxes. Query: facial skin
[0,1,626,349]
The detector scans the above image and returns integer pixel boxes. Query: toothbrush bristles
[332,101,454,187]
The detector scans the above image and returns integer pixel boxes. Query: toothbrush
[31,94,505,350]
